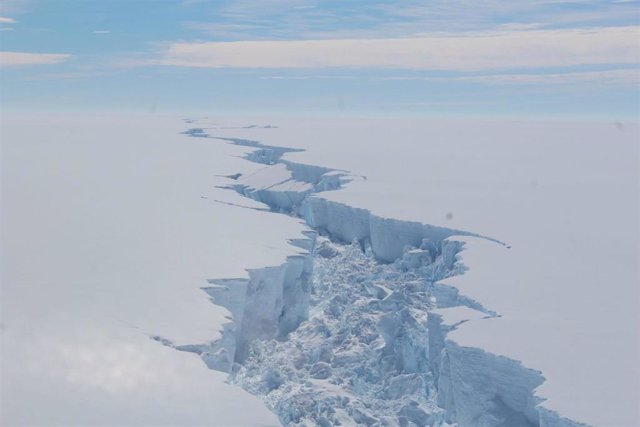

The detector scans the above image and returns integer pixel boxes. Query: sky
[0,0,638,119]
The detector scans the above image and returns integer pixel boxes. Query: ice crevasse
[166,125,588,427]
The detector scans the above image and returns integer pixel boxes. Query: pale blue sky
[0,0,638,119]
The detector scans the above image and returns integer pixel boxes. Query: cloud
[496,23,544,31]
[450,69,640,86]
[0,16,16,23]
[257,69,639,87]
[158,26,640,71]
[377,69,640,86]
[375,1,640,31]
[260,75,356,80]
[21,70,110,81]
[0,51,71,67]
[0,0,35,16]
[186,0,640,41]
[0,0,32,15]
[92,30,111,34]
[180,0,210,6]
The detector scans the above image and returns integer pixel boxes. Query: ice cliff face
[170,125,587,427]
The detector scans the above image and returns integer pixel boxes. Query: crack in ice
[159,123,586,427]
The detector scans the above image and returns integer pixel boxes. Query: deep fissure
[164,126,582,427]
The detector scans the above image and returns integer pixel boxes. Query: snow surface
[1,114,286,426]
[2,114,638,426]
[192,117,639,426]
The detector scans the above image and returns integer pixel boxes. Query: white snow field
[1,114,283,426]
[2,114,638,427]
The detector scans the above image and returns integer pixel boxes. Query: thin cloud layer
[0,51,71,67]
[260,69,640,86]
[0,16,16,23]
[159,26,639,71]
[452,69,640,85]
[186,0,640,40]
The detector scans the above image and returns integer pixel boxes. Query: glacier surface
[3,114,637,427]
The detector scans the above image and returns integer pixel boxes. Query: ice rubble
[232,238,464,426]
[179,127,587,427]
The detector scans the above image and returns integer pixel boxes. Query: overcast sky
[0,0,638,119]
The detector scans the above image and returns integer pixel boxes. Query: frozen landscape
[2,114,638,426]
[1,1,639,426]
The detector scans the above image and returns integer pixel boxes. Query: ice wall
[194,234,316,370]
[234,166,472,263]
[428,309,543,426]
[426,307,590,427]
